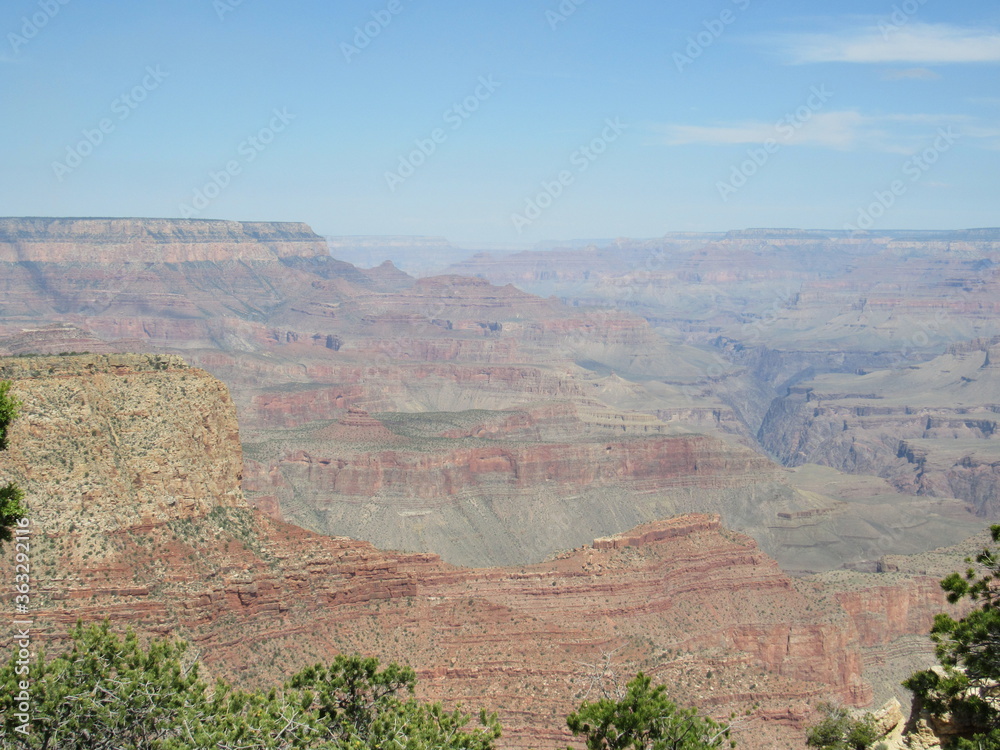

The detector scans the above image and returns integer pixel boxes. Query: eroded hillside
[0,355,970,749]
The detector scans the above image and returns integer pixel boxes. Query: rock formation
[0,218,993,578]
[0,217,328,263]
[759,341,1000,517]
[0,355,970,749]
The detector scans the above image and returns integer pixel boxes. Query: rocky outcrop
[0,354,243,535]
[0,325,119,356]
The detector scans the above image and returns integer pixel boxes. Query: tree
[903,524,1000,748]
[805,703,881,750]
[288,654,417,744]
[0,483,25,549]
[0,622,501,750]
[0,380,20,451]
[566,672,734,750]
[0,620,208,750]
[0,379,26,549]
[0,621,324,750]
[168,682,320,750]
[288,655,501,750]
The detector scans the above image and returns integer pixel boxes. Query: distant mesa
[0,217,329,263]
[724,227,1000,240]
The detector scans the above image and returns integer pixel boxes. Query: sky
[1,0,998,244]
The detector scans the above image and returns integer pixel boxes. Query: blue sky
[1,0,998,244]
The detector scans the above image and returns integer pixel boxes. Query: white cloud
[962,124,1000,151]
[654,111,995,153]
[881,67,942,80]
[778,23,1000,64]
[659,111,875,150]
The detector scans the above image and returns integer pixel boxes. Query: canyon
[759,338,1000,516]
[1,218,999,747]
[443,229,1000,524]
[0,355,971,749]
[0,218,992,574]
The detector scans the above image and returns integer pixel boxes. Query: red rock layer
[0,357,961,750]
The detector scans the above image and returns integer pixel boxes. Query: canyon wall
[0,217,994,578]
[0,355,967,750]
[759,343,1000,516]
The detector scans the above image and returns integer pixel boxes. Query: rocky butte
[0,355,972,749]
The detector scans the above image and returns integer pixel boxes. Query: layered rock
[243,417,795,567]
[0,217,995,581]
[0,217,328,263]
[0,356,967,750]
[759,343,1000,516]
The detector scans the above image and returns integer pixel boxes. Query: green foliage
[950,728,1000,749]
[903,525,1000,746]
[0,380,21,451]
[288,655,416,743]
[163,682,319,750]
[0,380,26,549]
[0,621,205,750]
[0,622,500,750]
[288,655,501,750]
[566,672,734,750]
[0,482,26,549]
[805,703,880,750]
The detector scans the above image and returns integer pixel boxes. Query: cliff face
[272,435,775,498]
[240,399,982,572]
[759,344,1000,516]
[0,356,964,750]
[0,354,243,535]
[243,412,795,567]
[0,217,328,262]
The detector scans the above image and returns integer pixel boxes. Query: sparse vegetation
[804,703,881,750]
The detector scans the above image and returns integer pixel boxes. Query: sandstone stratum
[0,217,989,577]
[0,355,971,749]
